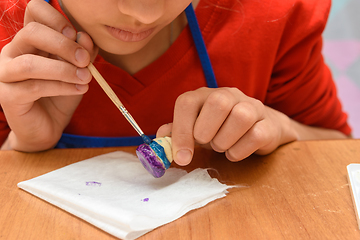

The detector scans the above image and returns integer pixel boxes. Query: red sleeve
[265,1,351,135]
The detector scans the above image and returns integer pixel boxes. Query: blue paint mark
[150,141,171,169]
[86,181,102,186]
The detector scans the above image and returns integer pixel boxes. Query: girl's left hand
[156,87,298,165]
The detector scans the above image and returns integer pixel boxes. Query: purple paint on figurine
[85,181,102,187]
[136,144,165,178]
[142,198,149,202]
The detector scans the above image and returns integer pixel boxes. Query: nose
[118,0,165,24]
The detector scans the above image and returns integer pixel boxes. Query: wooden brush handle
[87,62,124,109]
[87,62,147,138]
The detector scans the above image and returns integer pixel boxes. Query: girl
[0,0,351,166]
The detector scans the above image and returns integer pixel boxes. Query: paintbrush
[87,62,152,144]
[88,62,173,178]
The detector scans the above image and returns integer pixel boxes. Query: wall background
[322,0,360,138]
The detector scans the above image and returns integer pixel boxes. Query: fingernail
[76,32,81,43]
[62,26,76,39]
[76,68,91,81]
[75,84,88,91]
[176,149,192,165]
[75,48,88,63]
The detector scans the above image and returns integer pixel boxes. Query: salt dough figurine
[136,137,173,178]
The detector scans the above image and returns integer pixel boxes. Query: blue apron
[49,2,218,148]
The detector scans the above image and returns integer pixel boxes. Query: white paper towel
[18,151,231,240]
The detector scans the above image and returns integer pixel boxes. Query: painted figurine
[136,137,173,178]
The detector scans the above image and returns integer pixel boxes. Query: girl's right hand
[0,0,97,151]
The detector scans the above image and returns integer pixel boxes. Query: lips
[106,26,155,42]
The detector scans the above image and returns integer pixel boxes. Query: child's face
[60,0,193,55]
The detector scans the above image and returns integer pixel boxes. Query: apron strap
[185,3,218,88]
[56,133,156,148]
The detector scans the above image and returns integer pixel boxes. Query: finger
[210,100,264,152]
[225,120,272,162]
[156,123,173,138]
[4,22,90,68]
[0,79,88,106]
[76,32,99,62]
[25,0,76,40]
[4,22,90,67]
[172,89,208,166]
[193,88,237,144]
[0,54,91,84]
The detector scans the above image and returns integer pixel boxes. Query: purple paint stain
[86,181,102,187]
[142,198,149,202]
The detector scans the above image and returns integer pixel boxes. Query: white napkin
[18,151,231,240]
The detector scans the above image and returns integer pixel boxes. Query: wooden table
[1,139,360,239]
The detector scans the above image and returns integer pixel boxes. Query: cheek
[62,0,111,25]
[165,0,192,15]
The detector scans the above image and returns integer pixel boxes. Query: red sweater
[0,0,351,145]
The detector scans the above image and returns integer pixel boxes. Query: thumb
[156,123,173,138]
[76,32,99,62]
[172,116,196,167]
[157,122,194,166]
